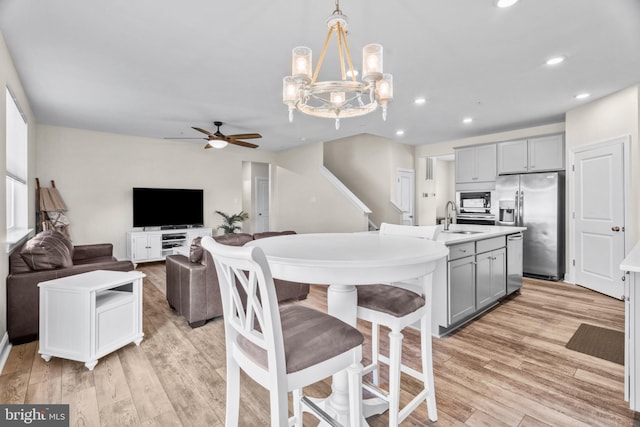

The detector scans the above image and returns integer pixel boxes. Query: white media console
[126,227,212,264]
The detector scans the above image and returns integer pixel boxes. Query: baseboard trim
[0,332,11,373]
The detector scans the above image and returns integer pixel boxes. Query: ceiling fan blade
[228,139,259,149]
[164,137,208,140]
[227,133,262,140]
[189,122,260,149]
[192,127,217,138]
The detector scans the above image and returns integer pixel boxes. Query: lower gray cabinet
[448,256,476,325]
[446,237,506,329]
[476,248,506,308]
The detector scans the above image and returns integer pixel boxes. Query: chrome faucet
[445,200,457,231]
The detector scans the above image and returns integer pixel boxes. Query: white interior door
[396,169,415,225]
[255,177,269,233]
[574,139,626,299]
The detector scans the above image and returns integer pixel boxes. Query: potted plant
[215,210,249,234]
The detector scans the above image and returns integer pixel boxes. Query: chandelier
[282,0,393,130]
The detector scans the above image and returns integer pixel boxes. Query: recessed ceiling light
[346,70,359,78]
[495,0,519,8]
[546,56,565,66]
[414,97,426,105]
[396,130,405,136]
[575,93,590,100]
[463,117,473,124]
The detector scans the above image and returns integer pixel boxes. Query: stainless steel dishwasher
[507,232,523,294]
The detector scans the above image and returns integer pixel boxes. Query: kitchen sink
[442,230,483,235]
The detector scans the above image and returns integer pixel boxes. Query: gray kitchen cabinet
[455,144,497,190]
[443,236,507,334]
[448,255,476,325]
[497,134,564,174]
[476,247,506,308]
[496,139,527,174]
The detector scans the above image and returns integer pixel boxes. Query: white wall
[565,85,640,274]
[1,32,38,342]
[242,161,269,234]
[35,126,374,259]
[323,133,414,227]
[435,159,456,220]
[272,142,369,233]
[416,157,455,225]
[36,125,276,259]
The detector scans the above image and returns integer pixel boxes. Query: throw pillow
[189,237,203,263]
[20,230,74,270]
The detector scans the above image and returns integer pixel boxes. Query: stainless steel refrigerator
[495,172,565,280]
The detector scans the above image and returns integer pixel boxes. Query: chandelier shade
[282,1,393,129]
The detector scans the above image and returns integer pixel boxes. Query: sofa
[165,231,310,327]
[7,230,135,344]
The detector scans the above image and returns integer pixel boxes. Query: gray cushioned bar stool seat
[201,236,364,426]
[239,304,364,374]
[356,222,443,426]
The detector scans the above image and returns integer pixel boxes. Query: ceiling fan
[168,121,261,149]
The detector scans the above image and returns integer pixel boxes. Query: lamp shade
[376,73,393,103]
[283,77,297,104]
[362,44,383,81]
[292,47,312,80]
[330,91,346,106]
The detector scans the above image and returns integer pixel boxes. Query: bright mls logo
[1,405,69,426]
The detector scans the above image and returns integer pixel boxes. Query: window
[6,86,28,247]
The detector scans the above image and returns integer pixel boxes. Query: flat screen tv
[133,187,204,228]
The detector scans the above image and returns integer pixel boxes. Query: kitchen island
[432,224,527,336]
[620,242,640,411]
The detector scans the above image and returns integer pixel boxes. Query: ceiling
[1,0,639,152]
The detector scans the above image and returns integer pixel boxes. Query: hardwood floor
[2,262,639,426]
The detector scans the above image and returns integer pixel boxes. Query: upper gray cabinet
[497,134,565,175]
[455,144,496,191]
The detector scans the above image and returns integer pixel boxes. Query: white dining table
[246,232,449,426]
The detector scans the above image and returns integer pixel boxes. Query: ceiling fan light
[209,140,228,149]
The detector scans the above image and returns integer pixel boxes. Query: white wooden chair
[357,222,443,425]
[201,236,364,427]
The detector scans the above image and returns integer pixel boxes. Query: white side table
[38,270,145,370]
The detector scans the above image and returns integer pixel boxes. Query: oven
[456,214,496,225]
[456,191,496,225]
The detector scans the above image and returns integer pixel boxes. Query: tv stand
[126,227,212,264]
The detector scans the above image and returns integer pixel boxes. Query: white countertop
[621,241,640,272]
[436,224,527,245]
[246,232,449,285]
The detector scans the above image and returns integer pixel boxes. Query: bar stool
[356,222,443,425]
[201,236,364,427]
